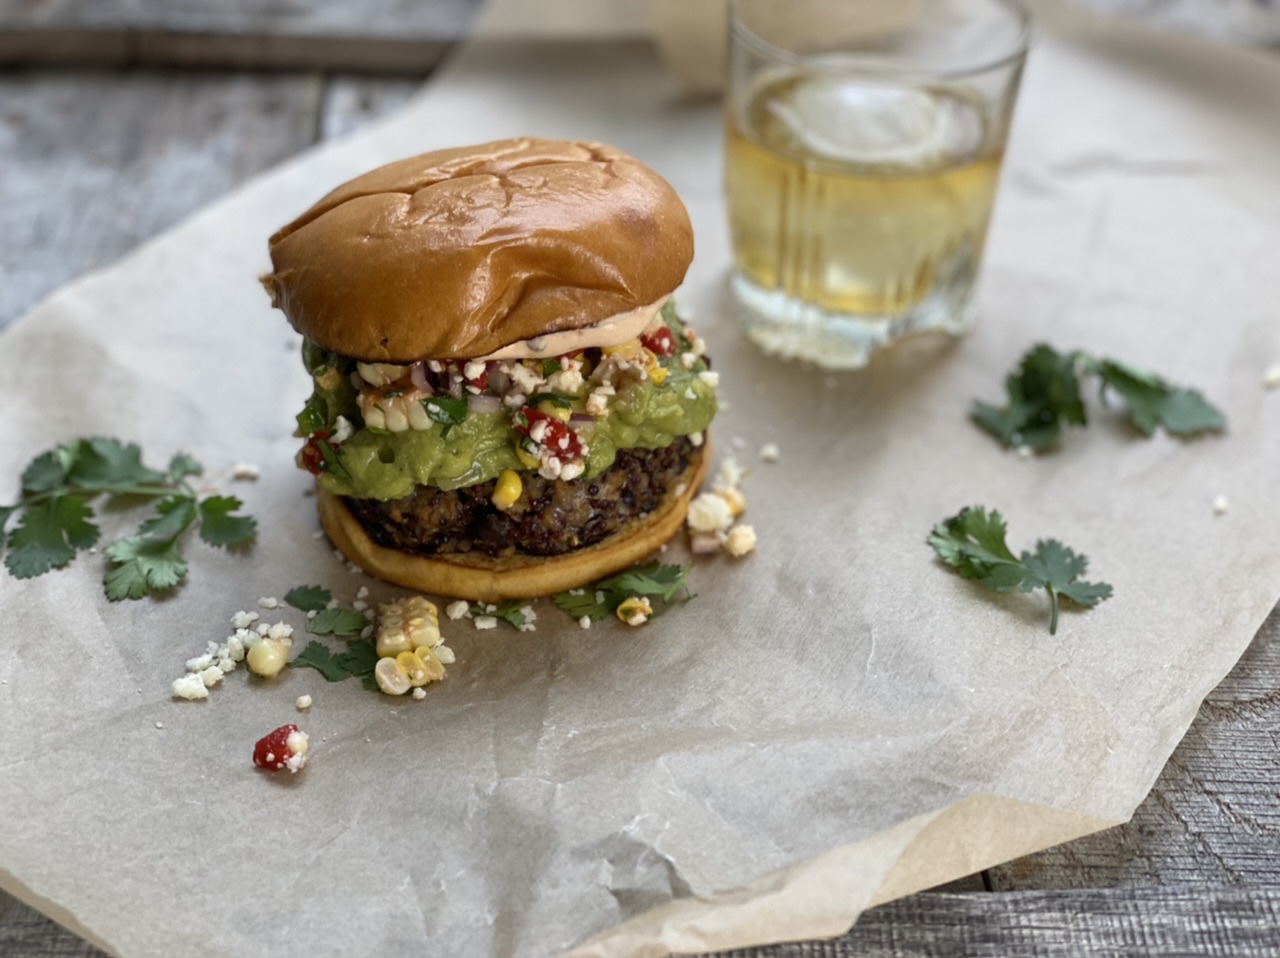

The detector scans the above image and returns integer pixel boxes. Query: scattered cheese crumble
[231,463,260,481]
[1213,494,1230,516]
[474,616,498,630]
[724,524,758,558]
[257,596,279,610]
[759,443,780,463]
[296,694,313,710]
[1264,364,1280,389]
[687,493,734,533]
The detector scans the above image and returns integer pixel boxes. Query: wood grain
[0,0,483,72]
[697,887,1280,957]
[0,70,322,330]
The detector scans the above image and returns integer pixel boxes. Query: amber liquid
[726,73,1005,362]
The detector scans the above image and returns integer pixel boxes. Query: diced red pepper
[514,407,584,460]
[641,326,676,357]
[253,724,309,773]
[464,363,489,392]
[299,431,330,475]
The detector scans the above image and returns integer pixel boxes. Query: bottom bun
[317,443,708,602]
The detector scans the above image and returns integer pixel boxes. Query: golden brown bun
[316,445,708,602]
[263,138,694,362]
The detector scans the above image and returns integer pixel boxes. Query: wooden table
[3,6,1280,956]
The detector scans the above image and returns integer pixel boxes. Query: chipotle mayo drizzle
[479,296,669,360]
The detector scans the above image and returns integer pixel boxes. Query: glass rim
[727,0,1033,81]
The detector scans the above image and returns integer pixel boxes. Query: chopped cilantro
[0,438,256,600]
[927,506,1112,635]
[285,585,333,613]
[307,607,367,637]
[422,396,467,427]
[289,638,378,683]
[528,392,572,409]
[541,358,562,378]
[553,562,692,623]
[468,600,532,630]
[973,344,1226,451]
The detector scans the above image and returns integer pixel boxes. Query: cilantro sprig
[973,344,1226,452]
[290,639,379,690]
[0,438,256,600]
[469,601,534,630]
[927,506,1112,635]
[553,562,693,623]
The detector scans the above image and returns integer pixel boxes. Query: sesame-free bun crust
[263,138,694,362]
[316,445,708,603]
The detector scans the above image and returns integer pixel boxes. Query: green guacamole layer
[296,325,717,502]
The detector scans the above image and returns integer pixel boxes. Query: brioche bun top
[262,137,694,362]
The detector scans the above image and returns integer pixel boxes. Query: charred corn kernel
[396,651,432,687]
[537,400,572,423]
[641,348,668,385]
[718,488,746,517]
[603,339,643,361]
[491,469,523,510]
[376,595,440,656]
[374,656,410,696]
[246,638,288,678]
[515,445,540,469]
[409,647,448,683]
[616,596,654,627]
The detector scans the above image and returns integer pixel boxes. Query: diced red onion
[410,363,431,393]
[467,394,502,415]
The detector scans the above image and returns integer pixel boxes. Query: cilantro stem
[21,483,193,505]
[1048,588,1060,636]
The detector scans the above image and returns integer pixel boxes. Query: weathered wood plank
[0,0,483,72]
[0,71,322,330]
[320,75,423,141]
[695,887,1280,957]
[990,606,1280,890]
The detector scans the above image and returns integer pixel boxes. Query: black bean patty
[345,438,699,558]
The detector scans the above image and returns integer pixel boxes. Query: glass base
[731,272,977,369]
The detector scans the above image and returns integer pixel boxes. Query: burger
[261,137,718,602]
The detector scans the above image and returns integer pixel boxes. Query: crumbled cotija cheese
[724,525,758,557]
[687,493,734,533]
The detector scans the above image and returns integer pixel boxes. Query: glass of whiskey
[725,0,1032,368]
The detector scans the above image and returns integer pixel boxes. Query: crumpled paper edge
[566,794,1116,957]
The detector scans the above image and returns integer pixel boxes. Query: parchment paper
[3,4,1280,956]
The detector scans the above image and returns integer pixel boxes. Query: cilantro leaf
[1094,359,1226,438]
[21,449,70,495]
[422,396,467,427]
[469,601,531,630]
[970,344,1086,451]
[598,562,691,604]
[528,392,572,409]
[197,496,257,546]
[289,638,378,682]
[167,452,203,481]
[308,608,367,637]
[974,345,1226,451]
[337,639,378,676]
[553,562,692,623]
[137,496,199,542]
[4,496,99,578]
[928,506,1111,635]
[4,437,256,599]
[290,641,349,681]
[103,535,187,600]
[285,585,333,613]
[541,358,562,378]
[68,438,169,491]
